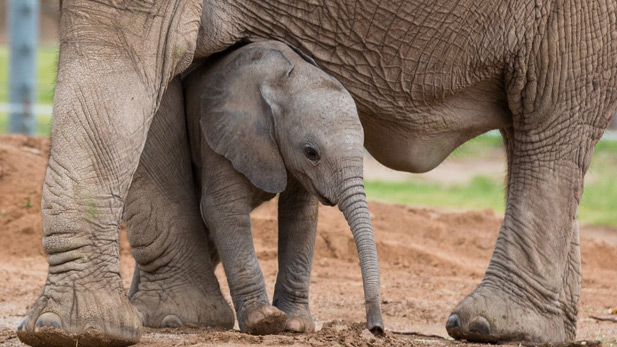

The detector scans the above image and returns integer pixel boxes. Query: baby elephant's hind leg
[124,78,234,329]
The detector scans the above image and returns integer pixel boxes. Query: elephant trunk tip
[366,301,384,336]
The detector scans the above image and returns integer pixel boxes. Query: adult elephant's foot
[17,283,142,347]
[238,305,287,335]
[123,80,235,330]
[446,285,567,343]
[129,271,235,329]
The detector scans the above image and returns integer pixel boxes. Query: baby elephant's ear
[199,45,294,193]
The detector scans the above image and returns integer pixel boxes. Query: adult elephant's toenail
[17,317,27,331]
[34,312,62,332]
[83,321,104,334]
[446,314,461,330]
[468,316,490,336]
[162,315,183,328]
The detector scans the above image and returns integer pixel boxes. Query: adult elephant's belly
[362,122,470,173]
[358,77,511,173]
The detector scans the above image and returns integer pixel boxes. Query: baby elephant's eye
[303,145,321,162]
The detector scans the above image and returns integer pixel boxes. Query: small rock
[360,328,374,340]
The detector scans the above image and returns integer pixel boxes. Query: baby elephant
[184,41,383,335]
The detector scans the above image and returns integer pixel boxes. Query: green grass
[0,113,52,136]
[0,45,59,105]
[579,178,617,226]
[450,132,504,158]
[366,175,506,212]
[579,143,617,226]
[1,45,57,135]
[366,137,617,227]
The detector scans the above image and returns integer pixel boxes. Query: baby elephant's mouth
[307,181,336,206]
[317,194,335,207]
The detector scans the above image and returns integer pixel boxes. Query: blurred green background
[1,45,616,227]
[0,45,56,135]
[366,136,617,227]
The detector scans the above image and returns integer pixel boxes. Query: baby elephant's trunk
[337,176,384,334]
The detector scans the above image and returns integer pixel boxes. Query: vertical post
[8,0,39,135]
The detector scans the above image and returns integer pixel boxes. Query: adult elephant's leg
[447,117,612,342]
[273,178,318,333]
[16,1,203,346]
[559,220,581,338]
[124,78,234,329]
[445,3,617,341]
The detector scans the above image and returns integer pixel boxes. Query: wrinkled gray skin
[183,41,381,335]
[16,0,617,346]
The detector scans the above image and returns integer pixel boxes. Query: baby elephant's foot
[17,283,142,347]
[284,316,315,333]
[446,285,568,343]
[273,298,315,333]
[239,305,287,335]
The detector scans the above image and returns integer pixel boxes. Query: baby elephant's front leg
[200,157,287,335]
[273,179,318,333]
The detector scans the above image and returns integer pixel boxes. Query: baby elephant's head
[198,41,383,333]
[199,41,364,205]
[265,58,364,207]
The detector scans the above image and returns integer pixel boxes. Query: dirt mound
[0,135,49,258]
[136,321,428,347]
[0,134,616,346]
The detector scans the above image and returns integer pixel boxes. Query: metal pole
[8,0,39,135]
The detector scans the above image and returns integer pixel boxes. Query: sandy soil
[0,134,616,346]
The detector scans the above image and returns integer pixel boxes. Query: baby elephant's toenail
[34,313,62,332]
[468,316,490,336]
[248,310,265,323]
[83,321,104,334]
[262,306,276,315]
[162,315,183,328]
[286,318,303,332]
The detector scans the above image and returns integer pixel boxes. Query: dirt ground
[0,134,616,346]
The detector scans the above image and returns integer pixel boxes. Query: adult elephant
[17,0,617,346]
